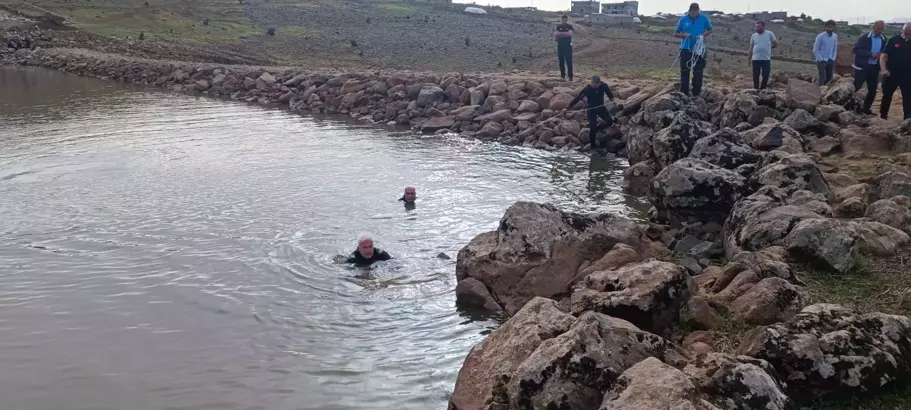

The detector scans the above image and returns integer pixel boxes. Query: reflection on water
[0,66,643,410]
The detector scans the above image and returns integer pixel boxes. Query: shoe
[862,109,874,116]
[881,113,889,120]
[568,77,573,82]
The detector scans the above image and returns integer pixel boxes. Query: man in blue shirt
[813,20,839,86]
[852,20,888,115]
[674,3,712,96]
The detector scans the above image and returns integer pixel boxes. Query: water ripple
[0,66,644,410]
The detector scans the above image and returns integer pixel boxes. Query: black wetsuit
[570,84,615,149]
[345,249,393,266]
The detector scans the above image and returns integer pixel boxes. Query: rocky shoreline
[6,46,911,409]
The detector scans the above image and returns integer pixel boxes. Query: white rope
[671,35,706,70]
[514,103,609,138]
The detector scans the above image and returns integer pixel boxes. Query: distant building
[887,22,906,29]
[571,0,601,15]
[835,20,849,26]
[591,13,636,24]
[744,11,787,21]
[601,1,638,16]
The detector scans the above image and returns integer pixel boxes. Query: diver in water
[345,234,393,266]
[399,187,417,204]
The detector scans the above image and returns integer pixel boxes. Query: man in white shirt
[748,21,778,90]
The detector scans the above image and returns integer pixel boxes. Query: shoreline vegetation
[4,3,911,409]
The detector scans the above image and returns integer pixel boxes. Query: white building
[600,1,639,17]
[570,0,600,15]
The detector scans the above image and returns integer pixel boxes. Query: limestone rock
[741,120,805,153]
[809,136,840,156]
[571,260,696,334]
[815,104,846,122]
[739,304,911,399]
[517,100,540,113]
[652,113,716,168]
[839,125,894,155]
[549,93,575,111]
[455,202,661,314]
[600,357,713,410]
[869,171,911,202]
[752,153,830,196]
[719,91,758,128]
[622,161,656,197]
[683,353,793,410]
[731,277,808,325]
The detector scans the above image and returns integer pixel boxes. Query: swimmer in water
[345,234,393,266]
[400,186,417,210]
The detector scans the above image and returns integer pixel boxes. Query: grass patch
[376,3,417,15]
[823,154,898,182]
[802,382,911,410]
[800,254,911,317]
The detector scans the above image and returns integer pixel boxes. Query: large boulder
[416,85,445,108]
[451,301,689,410]
[719,91,758,129]
[498,311,687,410]
[455,202,662,314]
[783,109,820,133]
[477,121,504,138]
[865,198,911,233]
[752,153,830,196]
[420,116,455,133]
[649,159,750,226]
[688,128,761,170]
[549,93,575,111]
[739,304,911,399]
[730,277,808,325]
[683,353,793,410]
[786,78,821,111]
[652,113,716,168]
[823,79,860,108]
[839,125,894,155]
[711,247,799,302]
[741,120,806,153]
[449,298,576,410]
[571,261,696,334]
[869,171,911,201]
[626,125,657,165]
[722,187,824,259]
[814,104,846,122]
[599,357,709,410]
[517,100,540,113]
[851,220,911,256]
[622,161,657,196]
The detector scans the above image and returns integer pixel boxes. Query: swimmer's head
[357,233,375,258]
[402,186,417,204]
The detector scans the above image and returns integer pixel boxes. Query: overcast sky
[458,0,909,23]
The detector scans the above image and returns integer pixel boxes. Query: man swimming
[399,187,417,204]
[345,234,393,266]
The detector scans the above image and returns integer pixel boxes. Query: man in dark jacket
[880,23,911,121]
[553,15,574,81]
[345,234,393,266]
[853,21,888,115]
[568,75,616,150]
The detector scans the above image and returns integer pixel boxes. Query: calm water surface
[0,66,644,410]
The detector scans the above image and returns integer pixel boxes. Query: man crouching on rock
[565,75,616,151]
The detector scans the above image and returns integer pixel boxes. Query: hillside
[2,0,902,81]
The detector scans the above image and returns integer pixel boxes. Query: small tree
[266,27,276,36]
[139,31,145,40]
[203,18,209,26]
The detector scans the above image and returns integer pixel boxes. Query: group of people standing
[554,3,911,126]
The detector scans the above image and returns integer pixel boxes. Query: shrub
[266,27,275,36]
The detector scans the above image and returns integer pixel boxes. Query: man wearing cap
[568,75,616,151]
[674,3,713,96]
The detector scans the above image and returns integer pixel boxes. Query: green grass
[376,3,417,15]
[802,383,911,410]
[800,255,911,318]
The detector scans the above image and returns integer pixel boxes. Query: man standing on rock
[748,21,777,90]
[554,15,574,82]
[674,3,713,97]
[813,20,839,86]
[880,22,911,120]
[852,20,888,115]
[568,75,616,151]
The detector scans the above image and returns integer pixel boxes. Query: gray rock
[600,357,712,410]
[517,100,540,113]
[783,218,858,273]
[622,161,656,196]
[851,220,911,256]
[652,113,716,168]
[449,298,576,410]
[752,153,830,196]
[477,121,504,138]
[684,353,793,410]
[809,136,840,155]
[786,78,821,111]
[815,104,846,122]
[742,120,805,153]
[571,260,695,334]
[679,295,719,330]
[835,197,867,218]
[419,116,455,133]
[649,159,750,226]
[731,277,808,325]
[869,171,911,202]
[748,105,778,126]
[688,128,761,170]
[824,79,860,108]
[719,91,759,128]
[784,108,820,133]
[839,125,894,155]
[865,199,911,233]
[455,202,663,314]
[739,304,911,399]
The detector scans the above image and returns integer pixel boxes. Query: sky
[456,0,910,24]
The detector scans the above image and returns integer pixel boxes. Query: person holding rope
[566,75,616,151]
[674,3,712,97]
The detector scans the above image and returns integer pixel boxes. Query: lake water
[0,66,643,410]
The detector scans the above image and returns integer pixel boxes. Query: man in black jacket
[553,15,574,81]
[853,21,888,115]
[568,75,616,150]
[345,234,393,266]
[880,23,911,121]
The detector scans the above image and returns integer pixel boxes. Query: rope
[671,35,706,70]
[514,103,609,138]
